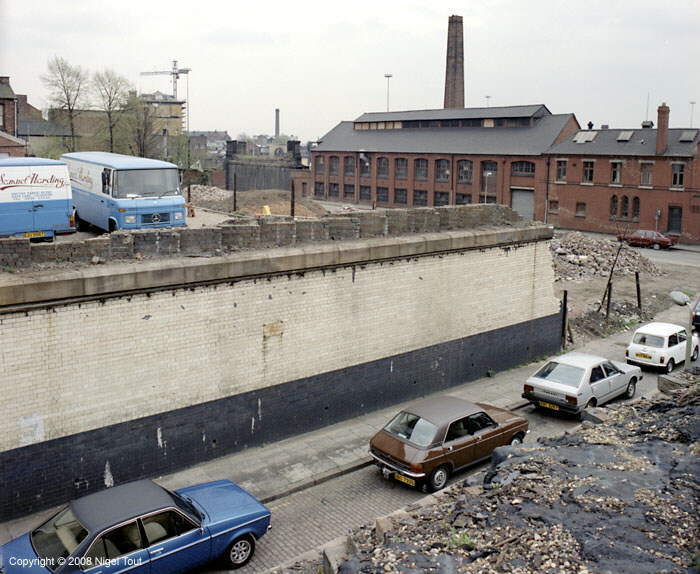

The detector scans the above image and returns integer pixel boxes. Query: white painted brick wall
[0,241,558,452]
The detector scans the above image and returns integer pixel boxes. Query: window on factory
[360,156,371,177]
[329,183,339,197]
[556,160,567,182]
[457,160,473,184]
[640,162,653,187]
[413,190,427,206]
[395,158,408,179]
[610,161,622,184]
[315,156,325,175]
[329,156,339,176]
[480,161,498,203]
[575,202,587,217]
[456,193,471,204]
[495,117,530,127]
[343,184,355,200]
[435,159,450,182]
[621,195,629,218]
[343,156,355,176]
[394,188,407,205]
[582,161,594,183]
[610,195,618,219]
[671,163,685,188]
[414,159,428,181]
[376,187,389,203]
[548,200,559,214]
[511,161,535,177]
[377,157,389,179]
[359,185,371,201]
[434,191,450,206]
[314,182,325,197]
[632,196,640,221]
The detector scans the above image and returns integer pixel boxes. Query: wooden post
[635,271,642,311]
[561,290,568,349]
[605,282,613,320]
[598,242,624,312]
[290,178,295,218]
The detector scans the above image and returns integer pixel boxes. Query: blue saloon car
[0,479,271,573]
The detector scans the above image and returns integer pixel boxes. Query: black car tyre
[75,212,86,232]
[666,359,675,373]
[692,347,699,362]
[653,243,661,250]
[509,434,524,445]
[427,465,450,492]
[625,379,636,399]
[224,534,255,569]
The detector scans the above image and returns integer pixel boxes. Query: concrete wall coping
[0,225,553,308]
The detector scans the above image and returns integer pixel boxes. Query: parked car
[522,352,642,415]
[369,396,528,492]
[616,229,678,249]
[626,322,699,372]
[0,479,271,573]
[693,299,700,332]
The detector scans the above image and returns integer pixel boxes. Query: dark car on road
[616,229,678,249]
[0,479,271,573]
[369,396,528,492]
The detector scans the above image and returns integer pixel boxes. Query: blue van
[61,152,187,232]
[0,157,74,240]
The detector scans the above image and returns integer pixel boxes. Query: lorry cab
[61,152,186,232]
[0,157,74,240]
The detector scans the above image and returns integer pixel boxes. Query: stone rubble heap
[335,380,699,574]
[551,232,661,281]
[187,184,230,202]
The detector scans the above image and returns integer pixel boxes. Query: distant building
[309,104,579,221]
[545,104,700,243]
[140,91,186,137]
[0,76,26,157]
[187,130,230,157]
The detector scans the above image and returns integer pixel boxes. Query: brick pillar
[656,102,669,155]
[443,15,465,109]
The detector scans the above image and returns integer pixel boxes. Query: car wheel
[653,243,661,250]
[75,212,86,232]
[224,534,255,569]
[625,379,636,399]
[666,359,675,373]
[427,465,450,492]
[509,433,524,445]
[692,347,699,362]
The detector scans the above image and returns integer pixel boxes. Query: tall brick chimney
[656,102,669,155]
[275,108,280,139]
[443,15,464,109]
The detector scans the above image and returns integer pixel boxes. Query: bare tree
[125,94,160,158]
[41,56,89,152]
[93,69,131,152]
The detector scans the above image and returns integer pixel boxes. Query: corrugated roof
[547,128,699,157]
[18,119,72,137]
[62,151,178,170]
[315,114,574,156]
[355,104,550,123]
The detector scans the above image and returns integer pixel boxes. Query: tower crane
[140,60,191,99]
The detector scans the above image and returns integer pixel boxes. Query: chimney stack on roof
[656,102,669,155]
[275,108,280,139]
[443,15,464,109]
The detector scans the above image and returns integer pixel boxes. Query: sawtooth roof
[316,113,575,156]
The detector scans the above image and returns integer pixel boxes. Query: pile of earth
[551,232,661,281]
[336,382,699,573]
[569,298,657,341]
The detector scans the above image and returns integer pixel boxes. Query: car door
[466,412,500,460]
[141,509,211,574]
[675,330,688,363]
[443,417,477,470]
[80,520,150,574]
[588,364,610,403]
[602,362,626,398]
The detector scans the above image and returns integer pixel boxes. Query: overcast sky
[1,0,698,142]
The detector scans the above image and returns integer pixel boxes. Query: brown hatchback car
[369,396,529,492]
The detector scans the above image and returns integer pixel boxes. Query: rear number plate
[24,231,45,237]
[636,353,652,359]
[539,401,559,411]
[394,474,416,487]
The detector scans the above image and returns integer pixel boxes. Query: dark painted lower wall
[0,311,561,521]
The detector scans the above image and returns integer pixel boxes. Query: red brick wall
[0,98,17,137]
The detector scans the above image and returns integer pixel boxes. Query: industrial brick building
[545,104,699,243]
[310,104,580,221]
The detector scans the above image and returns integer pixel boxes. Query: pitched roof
[315,114,575,156]
[0,83,16,99]
[355,104,551,123]
[18,119,72,137]
[547,128,699,157]
[0,130,26,146]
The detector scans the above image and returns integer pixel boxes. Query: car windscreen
[31,507,89,571]
[114,169,180,198]
[533,361,584,387]
[633,332,664,347]
[383,411,438,447]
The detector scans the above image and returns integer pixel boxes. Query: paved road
[629,244,700,268]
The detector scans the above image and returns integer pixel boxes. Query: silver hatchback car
[522,352,642,415]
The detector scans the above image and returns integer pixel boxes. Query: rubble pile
[571,299,656,339]
[337,380,699,573]
[551,232,661,281]
[187,184,231,203]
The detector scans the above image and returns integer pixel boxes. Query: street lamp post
[670,291,695,370]
[384,74,393,112]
